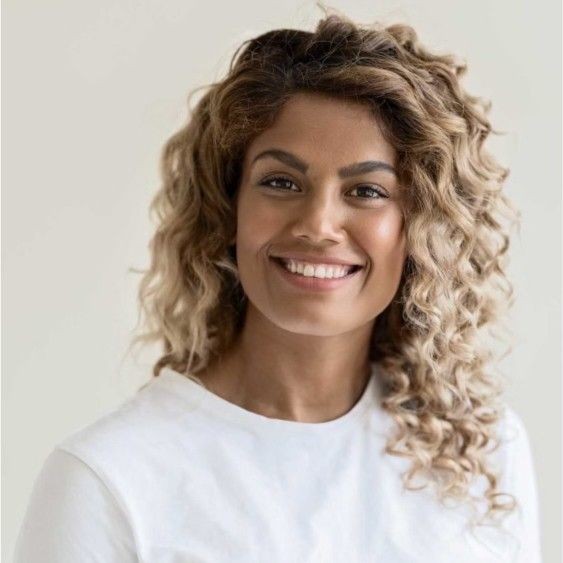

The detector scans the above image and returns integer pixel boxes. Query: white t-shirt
[14,361,542,562]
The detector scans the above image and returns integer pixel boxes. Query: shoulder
[16,374,204,562]
[484,403,542,561]
[462,403,539,518]
[14,447,138,562]
[474,402,539,508]
[492,403,536,478]
[55,373,202,480]
[497,403,529,442]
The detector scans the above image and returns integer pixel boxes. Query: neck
[199,303,374,423]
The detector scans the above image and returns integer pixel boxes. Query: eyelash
[259,175,388,200]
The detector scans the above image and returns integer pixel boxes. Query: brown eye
[259,176,388,200]
[259,176,299,191]
[348,185,387,199]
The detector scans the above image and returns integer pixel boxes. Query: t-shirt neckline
[154,361,381,436]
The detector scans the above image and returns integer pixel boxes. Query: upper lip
[269,252,364,267]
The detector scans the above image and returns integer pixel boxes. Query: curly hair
[128,7,522,533]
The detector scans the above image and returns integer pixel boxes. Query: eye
[348,185,388,200]
[259,175,388,200]
[259,176,299,192]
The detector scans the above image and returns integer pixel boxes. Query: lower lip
[269,258,363,292]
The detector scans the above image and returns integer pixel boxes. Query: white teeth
[281,259,354,279]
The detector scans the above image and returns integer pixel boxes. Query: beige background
[3,0,561,561]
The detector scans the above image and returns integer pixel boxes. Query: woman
[14,12,542,562]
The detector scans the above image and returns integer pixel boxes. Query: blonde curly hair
[128,8,522,531]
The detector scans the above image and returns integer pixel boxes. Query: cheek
[365,210,407,277]
[371,215,405,251]
[235,193,283,258]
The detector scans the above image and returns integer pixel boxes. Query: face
[234,92,408,337]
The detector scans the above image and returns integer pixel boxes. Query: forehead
[244,92,397,170]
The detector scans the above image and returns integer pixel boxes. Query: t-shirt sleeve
[501,407,543,562]
[13,447,138,563]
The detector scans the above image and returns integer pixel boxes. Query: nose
[289,188,345,244]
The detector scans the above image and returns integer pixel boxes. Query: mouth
[270,256,363,274]
[268,256,364,291]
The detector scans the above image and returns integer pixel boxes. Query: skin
[198,92,408,423]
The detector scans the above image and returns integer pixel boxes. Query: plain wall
[3,0,561,561]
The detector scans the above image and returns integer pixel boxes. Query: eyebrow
[251,148,397,178]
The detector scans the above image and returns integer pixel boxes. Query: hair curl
[128,7,522,534]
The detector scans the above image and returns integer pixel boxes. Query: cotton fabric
[14,362,542,562]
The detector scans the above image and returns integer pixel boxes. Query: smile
[269,257,363,292]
